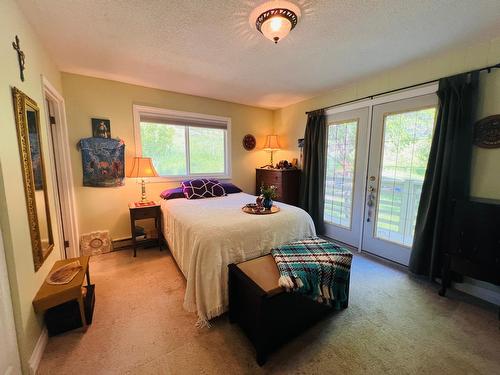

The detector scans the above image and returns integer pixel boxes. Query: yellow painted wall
[0,0,63,372]
[62,73,273,240]
[1,6,498,372]
[274,38,500,200]
[472,69,500,199]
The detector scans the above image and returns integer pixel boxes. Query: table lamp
[127,157,158,202]
[262,134,281,168]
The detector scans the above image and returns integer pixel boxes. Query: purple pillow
[220,182,242,194]
[181,179,226,199]
[160,187,185,200]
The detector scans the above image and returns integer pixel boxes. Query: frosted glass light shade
[127,157,158,178]
[261,16,292,43]
[250,1,301,44]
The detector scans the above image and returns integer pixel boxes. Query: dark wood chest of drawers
[440,199,500,298]
[255,168,300,206]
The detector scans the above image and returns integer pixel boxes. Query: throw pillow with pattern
[181,179,226,199]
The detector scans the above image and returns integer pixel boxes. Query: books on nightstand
[134,225,146,240]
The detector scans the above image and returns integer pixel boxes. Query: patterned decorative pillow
[220,182,242,194]
[181,179,226,199]
[160,187,185,200]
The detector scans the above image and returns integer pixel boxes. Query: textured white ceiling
[17,0,500,108]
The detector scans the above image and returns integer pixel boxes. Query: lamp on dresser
[261,134,281,168]
[127,157,159,203]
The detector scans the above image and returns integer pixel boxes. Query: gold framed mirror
[12,87,54,271]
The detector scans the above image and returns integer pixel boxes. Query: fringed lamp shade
[127,157,158,202]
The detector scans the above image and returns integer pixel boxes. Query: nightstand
[256,168,301,206]
[128,202,163,257]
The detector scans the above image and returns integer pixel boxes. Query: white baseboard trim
[452,278,500,306]
[28,327,48,375]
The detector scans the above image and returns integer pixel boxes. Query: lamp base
[141,179,147,202]
[261,150,276,169]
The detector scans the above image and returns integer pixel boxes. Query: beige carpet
[38,247,500,375]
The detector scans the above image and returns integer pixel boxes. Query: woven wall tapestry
[79,137,125,187]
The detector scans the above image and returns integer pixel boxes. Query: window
[374,106,436,246]
[324,119,358,228]
[133,105,231,179]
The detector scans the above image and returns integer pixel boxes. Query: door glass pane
[140,122,187,176]
[189,127,226,174]
[324,120,358,228]
[375,107,436,246]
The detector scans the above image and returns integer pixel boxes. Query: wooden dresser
[440,199,500,304]
[255,168,300,206]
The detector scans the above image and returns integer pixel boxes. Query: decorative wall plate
[473,115,500,148]
[242,134,256,151]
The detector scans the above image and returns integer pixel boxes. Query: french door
[324,108,369,245]
[324,92,438,265]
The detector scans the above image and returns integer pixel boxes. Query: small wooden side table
[33,255,94,334]
[129,202,163,257]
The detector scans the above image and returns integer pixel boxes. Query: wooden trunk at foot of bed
[228,256,349,366]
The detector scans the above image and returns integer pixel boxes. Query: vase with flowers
[260,184,277,210]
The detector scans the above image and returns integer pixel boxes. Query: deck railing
[324,176,423,246]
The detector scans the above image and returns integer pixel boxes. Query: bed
[160,192,316,326]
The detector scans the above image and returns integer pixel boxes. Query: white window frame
[133,105,232,181]
[321,82,439,253]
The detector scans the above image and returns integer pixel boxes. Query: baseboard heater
[112,237,166,251]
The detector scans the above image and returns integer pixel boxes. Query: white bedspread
[160,192,316,325]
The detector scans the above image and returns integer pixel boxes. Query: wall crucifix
[12,35,26,82]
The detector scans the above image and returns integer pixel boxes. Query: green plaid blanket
[271,237,353,308]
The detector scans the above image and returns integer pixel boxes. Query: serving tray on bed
[242,205,280,215]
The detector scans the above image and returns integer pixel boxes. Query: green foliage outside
[140,122,186,175]
[381,107,436,179]
[324,107,436,245]
[324,121,357,227]
[189,127,225,174]
[140,122,225,176]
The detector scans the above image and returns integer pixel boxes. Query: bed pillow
[182,179,226,199]
[160,187,185,200]
[220,182,242,194]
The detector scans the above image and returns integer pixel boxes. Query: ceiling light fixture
[250,1,301,44]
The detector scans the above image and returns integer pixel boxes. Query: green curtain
[409,72,479,278]
[299,109,327,234]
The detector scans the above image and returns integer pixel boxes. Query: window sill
[136,175,233,184]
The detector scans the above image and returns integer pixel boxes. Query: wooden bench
[33,256,95,336]
[228,254,349,365]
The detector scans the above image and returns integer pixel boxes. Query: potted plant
[260,185,277,210]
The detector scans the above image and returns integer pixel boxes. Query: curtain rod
[305,62,500,115]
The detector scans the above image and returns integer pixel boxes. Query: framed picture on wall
[91,118,111,138]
